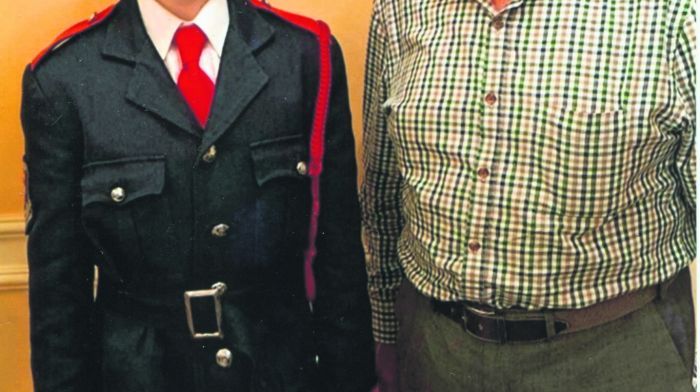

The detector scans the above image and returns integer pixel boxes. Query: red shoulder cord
[249,0,332,309]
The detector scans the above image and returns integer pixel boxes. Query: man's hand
[373,343,399,392]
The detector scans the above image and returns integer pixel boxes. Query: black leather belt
[432,283,662,344]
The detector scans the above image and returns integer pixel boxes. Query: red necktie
[174,25,215,128]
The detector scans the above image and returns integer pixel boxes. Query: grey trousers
[396,269,695,392]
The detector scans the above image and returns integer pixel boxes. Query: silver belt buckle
[183,282,227,340]
[464,304,498,317]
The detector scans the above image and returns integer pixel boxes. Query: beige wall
[0,0,372,390]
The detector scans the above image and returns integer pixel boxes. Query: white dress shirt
[137,0,230,83]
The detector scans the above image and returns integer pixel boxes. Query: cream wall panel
[0,216,30,391]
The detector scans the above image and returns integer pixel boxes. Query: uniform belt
[431,282,668,344]
[97,279,274,336]
[97,280,187,329]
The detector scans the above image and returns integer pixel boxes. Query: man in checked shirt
[360,0,696,391]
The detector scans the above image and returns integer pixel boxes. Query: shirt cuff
[369,286,400,344]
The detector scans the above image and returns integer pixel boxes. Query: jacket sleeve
[359,0,404,345]
[312,38,376,392]
[21,66,101,392]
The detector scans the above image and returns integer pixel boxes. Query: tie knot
[174,24,208,66]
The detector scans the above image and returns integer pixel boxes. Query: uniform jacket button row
[216,348,233,368]
[202,145,217,163]
[211,223,230,238]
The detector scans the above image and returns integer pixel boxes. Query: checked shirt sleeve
[360,0,404,344]
[672,2,696,220]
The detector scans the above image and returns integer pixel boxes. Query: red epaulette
[250,0,332,308]
[30,3,118,70]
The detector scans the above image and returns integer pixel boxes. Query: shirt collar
[137,0,230,60]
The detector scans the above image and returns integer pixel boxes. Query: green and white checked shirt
[360,0,696,343]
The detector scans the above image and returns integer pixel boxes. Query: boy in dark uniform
[21,0,375,391]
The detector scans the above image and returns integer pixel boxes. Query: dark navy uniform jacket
[21,0,375,391]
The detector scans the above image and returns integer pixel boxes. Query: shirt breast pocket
[80,155,178,284]
[540,3,631,114]
[535,106,660,220]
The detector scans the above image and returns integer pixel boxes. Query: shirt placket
[469,6,513,305]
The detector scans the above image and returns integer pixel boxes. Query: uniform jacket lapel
[200,0,273,153]
[99,0,274,146]
[101,0,203,139]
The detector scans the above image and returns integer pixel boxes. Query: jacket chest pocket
[248,134,310,266]
[81,156,178,284]
[250,134,309,187]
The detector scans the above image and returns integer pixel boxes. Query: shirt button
[296,161,309,176]
[216,348,233,368]
[492,17,505,30]
[202,145,217,163]
[468,241,481,253]
[485,93,498,106]
[477,167,490,181]
[110,187,126,203]
[211,223,230,238]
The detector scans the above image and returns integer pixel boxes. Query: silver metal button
[296,161,309,176]
[216,348,233,368]
[111,187,126,203]
[211,224,230,238]
[202,145,217,163]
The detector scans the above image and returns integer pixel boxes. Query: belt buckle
[183,282,227,340]
[464,304,497,317]
[463,304,508,343]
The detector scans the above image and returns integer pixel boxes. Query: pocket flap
[81,156,166,207]
[249,134,308,187]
